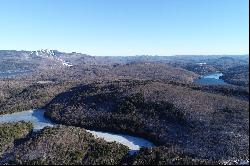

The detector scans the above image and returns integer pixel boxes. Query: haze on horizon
[0,0,249,56]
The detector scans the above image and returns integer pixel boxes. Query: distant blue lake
[194,73,228,85]
[0,70,31,78]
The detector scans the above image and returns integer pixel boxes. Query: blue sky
[0,0,249,56]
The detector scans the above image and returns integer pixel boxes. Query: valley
[0,50,249,165]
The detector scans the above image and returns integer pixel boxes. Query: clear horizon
[0,0,249,56]
[0,49,249,57]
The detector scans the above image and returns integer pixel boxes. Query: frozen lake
[0,109,54,131]
[0,109,154,151]
[194,73,228,85]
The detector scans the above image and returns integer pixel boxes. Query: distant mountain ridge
[0,50,95,72]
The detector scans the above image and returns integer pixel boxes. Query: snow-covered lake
[0,109,54,131]
[0,109,154,152]
[194,73,228,85]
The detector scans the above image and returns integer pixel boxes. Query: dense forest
[44,80,249,161]
[0,122,32,156]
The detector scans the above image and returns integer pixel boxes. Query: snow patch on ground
[221,159,249,165]
[62,61,74,67]
[197,62,206,66]
[37,81,54,84]
[29,49,74,67]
